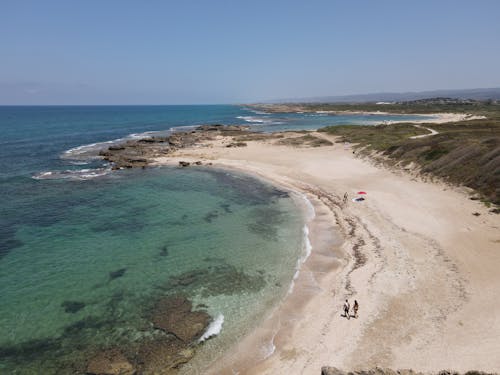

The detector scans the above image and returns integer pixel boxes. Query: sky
[1,0,499,104]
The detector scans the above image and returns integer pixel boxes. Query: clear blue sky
[1,0,499,104]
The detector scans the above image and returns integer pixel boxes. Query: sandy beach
[153,131,500,374]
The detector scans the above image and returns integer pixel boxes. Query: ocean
[0,105,431,374]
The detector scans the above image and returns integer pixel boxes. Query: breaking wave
[198,313,224,343]
[236,116,284,125]
[33,168,112,181]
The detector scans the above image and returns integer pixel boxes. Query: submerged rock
[160,245,169,257]
[109,268,127,281]
[86,348,135,375]
[165,263,266,297]
[61,300,85,313]
[204,210,219,223]
[136,337,195,374]
[151,296,210,343]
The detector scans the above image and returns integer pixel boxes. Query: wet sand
[153,131,500,374]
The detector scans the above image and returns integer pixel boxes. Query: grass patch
[318,105,500,206]
[277,134,333,147]
[422,147,449,161]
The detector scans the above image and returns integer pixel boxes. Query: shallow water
[0,167,305,373]
[0,105,432,373]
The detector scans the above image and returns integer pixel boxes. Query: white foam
[198,313,224,343]
[287,194,316,295]
[61,129,170,161]
[236,115,285,125]
[237,115,266,123]
[261,330,277,359]
[33,168,112,181]
[61,140,115,160]
[169,125,198,133]
[299,193,316,221]
[302,225,312,261]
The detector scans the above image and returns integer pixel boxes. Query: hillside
[316,103,500,207]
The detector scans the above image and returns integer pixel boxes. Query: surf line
[288,192,315,294]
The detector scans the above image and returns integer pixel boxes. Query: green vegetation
[318,103,500,207]
[281,101,500,116]
[277,134,333,147]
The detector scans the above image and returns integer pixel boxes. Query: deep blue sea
[0,105,431,374]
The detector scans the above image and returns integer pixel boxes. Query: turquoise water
[0,106,431,373]
[0,167,304,373]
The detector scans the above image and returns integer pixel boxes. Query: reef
[85,295,212,375]
[98,125,250,169]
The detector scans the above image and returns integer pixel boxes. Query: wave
[61,140,115,161]
[168,125,198,133]
[61,127,183,162]
[261,328,278,359]
[32,167,112,181]
[236,116,284,125]
[288,193,316,295]
[249,109,270,115]
[198,313,224,343]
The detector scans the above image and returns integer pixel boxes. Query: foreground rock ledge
[99,124,250,169]
[86,296,211,375]
[321,367,497,375]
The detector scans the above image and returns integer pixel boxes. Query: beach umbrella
[357,191,367,195]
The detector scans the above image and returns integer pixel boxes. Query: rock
[86,349,135,375]
[61,301,85,313]
[136,337,195,374]
[159,245,169,257]
[204,211,219,223]
[194,161,202,165]
[108,146,126,151]
[226,142,247,148]
[179,161,190,167]
[151,296,210,342]
[196,124,223,131]
[109,268,126,280]
[320,368,463,375]
[98,125,250,170]
[321,367,344,375]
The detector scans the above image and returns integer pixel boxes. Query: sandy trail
[410,124,439,139]
[153,131,500,374]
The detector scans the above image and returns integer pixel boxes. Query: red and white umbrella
[357,191,367,195]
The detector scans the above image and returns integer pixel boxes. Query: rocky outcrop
[151,296,210,343]
[85,295,212,375]
[320,368,496,375]
[135,337,195,374]
[98,125,250,169]
[86,349,135,375]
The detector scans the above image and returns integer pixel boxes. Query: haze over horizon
[1,0,499,105]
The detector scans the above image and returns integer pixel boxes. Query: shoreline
[151,130,500,374]
[245,104,487,124]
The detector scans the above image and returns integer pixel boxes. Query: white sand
[311,110,485,124]
[154,131,500,374]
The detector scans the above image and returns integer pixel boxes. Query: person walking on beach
[343,299,350,319]
[343,192,348,205]
[353,300,359,318]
